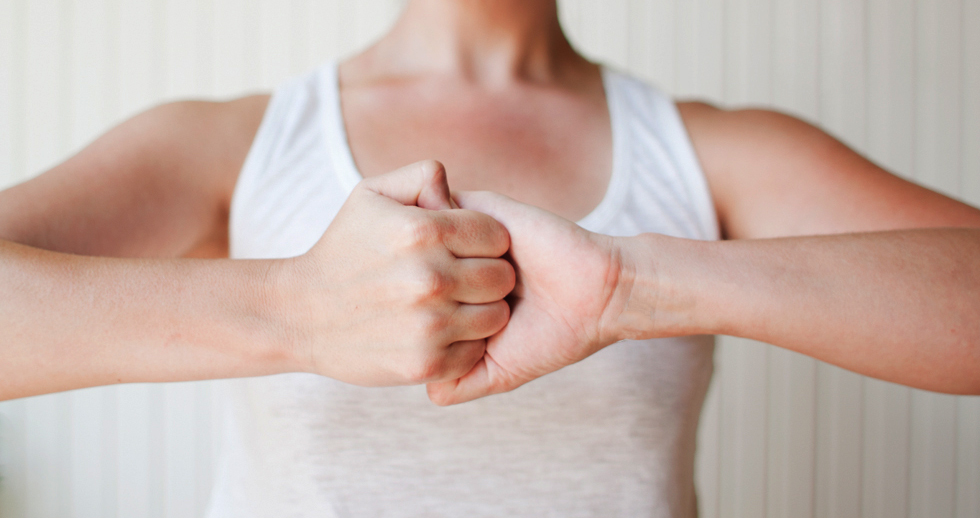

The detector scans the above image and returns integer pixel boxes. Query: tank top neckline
[318,61,632,231]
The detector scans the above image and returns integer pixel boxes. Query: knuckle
[416,309,451,337]
[418,269,455,299]
[404,309,450,346]
[418,159,446,180]
[403,265,455,303]
[400,214,444,248]
[404,352,443,384]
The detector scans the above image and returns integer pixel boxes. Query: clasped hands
[274,161,642,405]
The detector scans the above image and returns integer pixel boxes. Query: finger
[455,190,578,238]
[427,353,518,406]
[448,300,510,343]
[436,209,511,258]
[416,162,455,210]
[428,339,487,383]
[361,160,454,209]
[510,260,527,299]
[451,258,516,304]
[426,359,489,405]
[453,190,528,228]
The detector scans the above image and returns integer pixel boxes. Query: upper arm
[0,95,269,258]
[678,102,980,239]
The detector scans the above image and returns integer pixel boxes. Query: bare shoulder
[676,100,835,176]
[0,94,271,258]
[115,95,272,206]
[111,95,271,155]
[675,101,980,238]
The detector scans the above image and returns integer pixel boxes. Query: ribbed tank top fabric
[209,62,719,518]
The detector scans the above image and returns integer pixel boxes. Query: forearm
[616,229,980,394]
[1,239,294,400]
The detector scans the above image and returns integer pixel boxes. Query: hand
[276,161,516,387]
[426,191,629,405]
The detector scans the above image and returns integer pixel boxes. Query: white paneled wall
[0,1,977,517]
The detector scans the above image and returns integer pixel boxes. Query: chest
[340,81,613,222]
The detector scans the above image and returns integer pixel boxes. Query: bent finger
[428,339,487,383]
[437,209,511,258]
[361,160,454,209]
[448,300,510,343]
[451,258,516,304]
[427,353,518,406]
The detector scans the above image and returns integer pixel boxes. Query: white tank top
[210,62,720,518]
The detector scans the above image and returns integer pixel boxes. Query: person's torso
[208,62,719,518]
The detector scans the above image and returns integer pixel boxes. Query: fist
[277,161,516,386]
[426,190,628,405]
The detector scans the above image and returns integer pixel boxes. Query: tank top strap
[600,68,720,242]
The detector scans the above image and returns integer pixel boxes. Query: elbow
[925,363,980,396]
[884,350,980,395]
[955,375,980,396]
[938,379,980,396]
[907,378,980,397]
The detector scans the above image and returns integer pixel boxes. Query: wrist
[605,234,721,341]
[239,257,312,374]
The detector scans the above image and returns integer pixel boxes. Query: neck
[358,0,587,85]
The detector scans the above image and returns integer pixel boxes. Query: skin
[2,0,980,402]
[0,161,515,400]
[339,0,612,221]
[426,195,980,405]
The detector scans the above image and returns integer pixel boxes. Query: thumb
[361,160,455,210]
[453,190,530,228]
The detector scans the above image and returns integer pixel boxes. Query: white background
[0,1,978,517]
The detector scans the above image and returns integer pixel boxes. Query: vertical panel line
[953,13,968,515]
[811,4,823,513]
[957,0,968,194]
[905,2,918,514]
[58,4,76,516]
[10,0,27,181]
[952,399,960,517]
[60,0,73,157]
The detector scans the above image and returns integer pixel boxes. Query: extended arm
[0,240,290,400]
[616,228,980,394]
